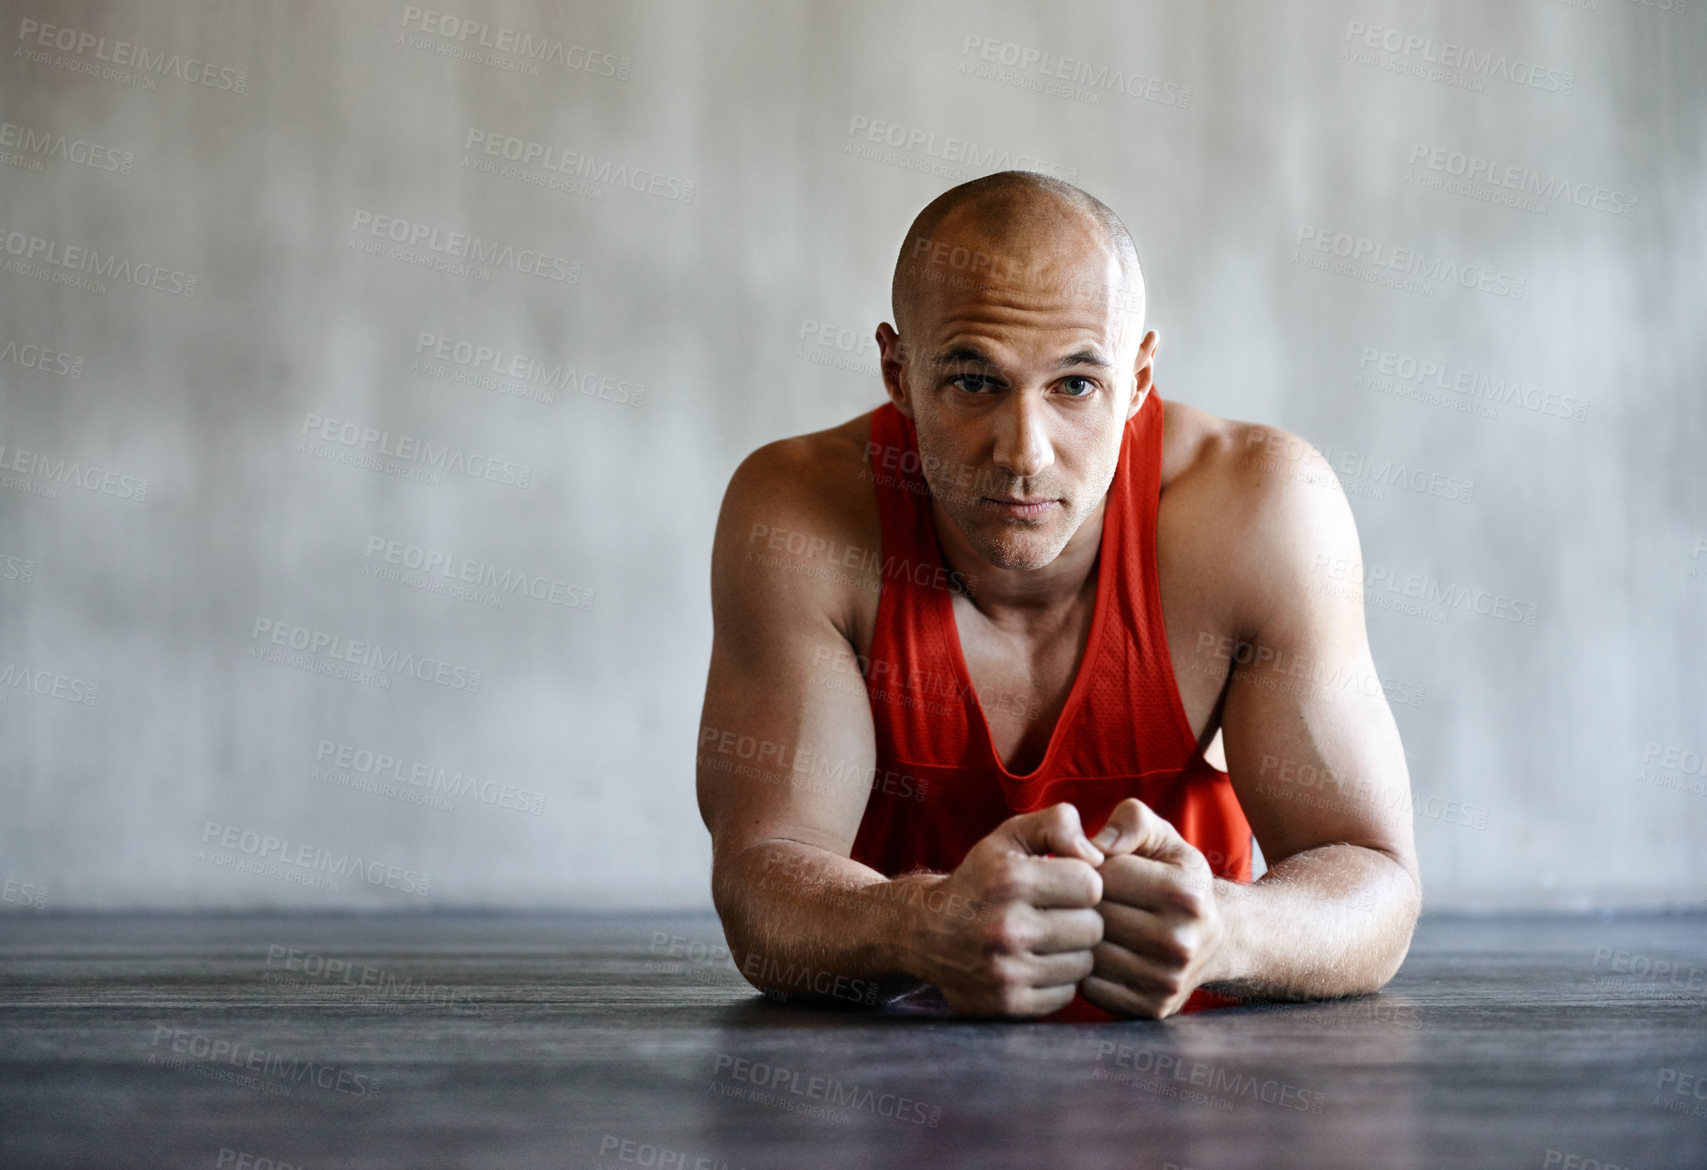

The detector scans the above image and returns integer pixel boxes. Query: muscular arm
[695,436,912,1003]
[1084,427,1421,1016]
[1205,430,1422,998]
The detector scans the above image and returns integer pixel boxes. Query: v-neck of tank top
[936,522,1113,782]
[927,394,1201,783]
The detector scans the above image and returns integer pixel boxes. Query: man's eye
[952,374,996,393]
[1060,376,1096,397]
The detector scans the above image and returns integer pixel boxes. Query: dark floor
[0,912,1704,1170]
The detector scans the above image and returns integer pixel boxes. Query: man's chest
[954,566,1233,773]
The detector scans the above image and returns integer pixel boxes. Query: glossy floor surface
[1,912,1704,1169]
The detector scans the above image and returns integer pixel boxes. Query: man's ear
[877,323,914,419]
[1128,329,1159,420]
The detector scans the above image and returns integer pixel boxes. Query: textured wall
[1,0,1702,912]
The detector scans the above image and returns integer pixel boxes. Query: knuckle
[1078,864,1104,906]
[1157,935,1193,968]
[990,856,1032,903]
[1172,887,1206,919]
[984,905,1031,953]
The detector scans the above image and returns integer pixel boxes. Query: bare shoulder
[1158,398,1363,642]
[712,412,884,645]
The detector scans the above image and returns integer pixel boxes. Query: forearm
[711,839,950,1005]
[1202,843,1421,1000]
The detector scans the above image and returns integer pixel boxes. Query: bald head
[890,171,1144,339]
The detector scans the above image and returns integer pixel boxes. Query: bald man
[696,171,1421,1020]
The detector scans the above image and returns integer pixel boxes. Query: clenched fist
[900,802,1108,1018]
[1081,797,1226,1019]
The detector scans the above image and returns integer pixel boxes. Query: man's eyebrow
[929,347,1113,369]
[1056,350,1113,370]
[931,346,997,367]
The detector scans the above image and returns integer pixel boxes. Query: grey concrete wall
[1,0,1701,912]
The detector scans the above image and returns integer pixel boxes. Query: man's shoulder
[711,410,886,631]
[1157,398,1360,634]
[721,411,881,537]
[1160,397,1342,526]
[730,411,877,496]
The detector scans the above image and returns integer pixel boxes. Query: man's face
[880,221,1151,573]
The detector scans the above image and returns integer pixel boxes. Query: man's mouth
[979,496,1058,520]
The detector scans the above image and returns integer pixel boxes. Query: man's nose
[991,390,1055,481]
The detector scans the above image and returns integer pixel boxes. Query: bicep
[695,462,879,865]
[1217,442,1418,877]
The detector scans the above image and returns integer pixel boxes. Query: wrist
[1203,877,1251,987]
[879,871,952,982]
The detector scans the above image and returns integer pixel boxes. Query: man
[696,171,1420,1020]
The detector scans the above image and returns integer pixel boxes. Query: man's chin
[966,528,1072,573]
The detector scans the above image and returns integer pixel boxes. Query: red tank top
[851,392,1251,1019]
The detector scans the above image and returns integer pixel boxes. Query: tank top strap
[866,403,934,556]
